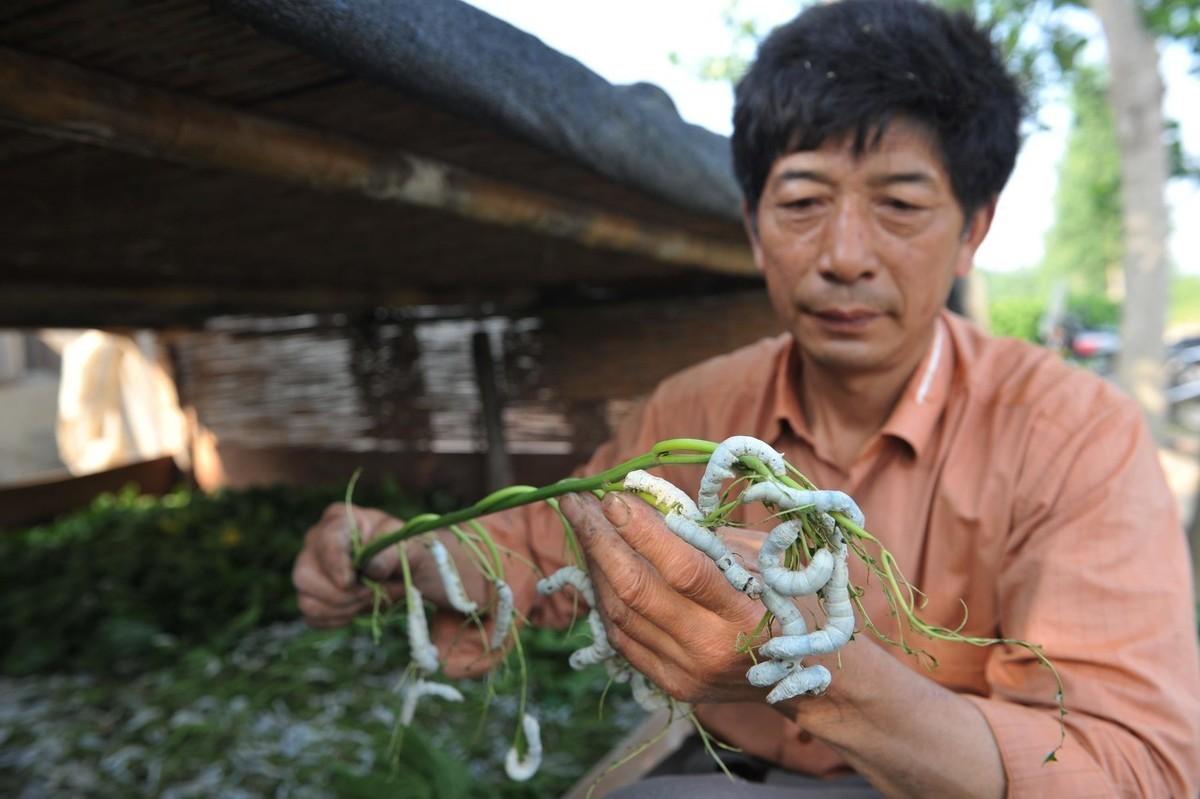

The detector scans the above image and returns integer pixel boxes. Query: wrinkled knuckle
[616,569,655,613]
[602,600,632,631]
[675,556,718,600]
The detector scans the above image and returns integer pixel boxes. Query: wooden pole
[471,327,514,492]
[0,47,754,277]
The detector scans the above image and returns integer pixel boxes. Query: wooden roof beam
[0,47,754,277]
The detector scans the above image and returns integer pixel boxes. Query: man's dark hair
[732,0,1025,219]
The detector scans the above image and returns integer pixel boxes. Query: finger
[600,615,701,703]
[356,509,405,582]
[297,592,362,628]
[565,492,689,621]
[568,493,732,652]
[599,492,750,616]
[587,563,692,670]
[293,546,373,608]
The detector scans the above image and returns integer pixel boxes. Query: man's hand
[559,491,771,704]
[292,502,501,677]
[293,502,404,629]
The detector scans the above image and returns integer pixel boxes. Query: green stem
[355,448,715,569]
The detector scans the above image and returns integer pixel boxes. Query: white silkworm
[697,435,787,515]
[604,657,632,684]
[537,566,616,670]
[429,538,479,615]
[630,671,668,711]
[568,610,616,670]
[747,658,796,687]
[490,580,515,650]
[405,584,439,674]
[536,565,596,607]
[740,483,865,529]
[759,519,836,597]
[399,678,463,725]
[766,663,832,702]
[504,713,543,782]
[623,469,702,520]
[758,550,854,661]
[664,512,762,599]
[759,585,807,637]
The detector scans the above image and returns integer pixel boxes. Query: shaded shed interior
[0,0,756,327]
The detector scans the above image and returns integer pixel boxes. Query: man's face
[746,119,993,375]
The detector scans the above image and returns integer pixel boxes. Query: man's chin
[793,336,889,374]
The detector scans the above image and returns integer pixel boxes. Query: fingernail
[603,493,630,527]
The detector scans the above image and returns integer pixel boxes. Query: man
[294,1,1200,795]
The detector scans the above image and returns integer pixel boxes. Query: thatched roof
[0,0,755,327]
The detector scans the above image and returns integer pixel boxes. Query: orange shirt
[488,311,1200,796]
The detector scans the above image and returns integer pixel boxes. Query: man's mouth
[804,306,884,332]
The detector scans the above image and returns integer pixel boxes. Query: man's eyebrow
[774,169,939,188]
[775,169,832,185]
[869,171,937,188]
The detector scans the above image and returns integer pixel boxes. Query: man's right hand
[291,502,500,677]
[293,502,408,629]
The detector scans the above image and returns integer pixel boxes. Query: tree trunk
[1092,0,1171,437]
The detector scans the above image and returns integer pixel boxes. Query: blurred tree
[1041,67,1122,304]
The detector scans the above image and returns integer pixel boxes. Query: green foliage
[981,269,1045,341]
[1067,292,1121,328]
[0,482,425,676]
[0,485,647,797]
[1170,274,1200,326]
[1140,0,1200,57]
[1041,67,1124,298]
[989,295,1047,341]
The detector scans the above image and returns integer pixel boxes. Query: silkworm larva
[405,584,439,674]
[698,435,787,515]
[622,469,702,520]
[399,678,463,725]
[504,712,543,782]
[489,580,515,650]
[429,538,479,615]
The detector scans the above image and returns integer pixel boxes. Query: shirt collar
[765,312,957,460]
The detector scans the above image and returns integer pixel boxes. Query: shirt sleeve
[967,397,1200,797]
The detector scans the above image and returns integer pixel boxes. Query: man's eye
[883,198,921,212]
[782,198,819,211]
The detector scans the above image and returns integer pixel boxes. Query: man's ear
[742,199,765,273]
[955,197,998,278]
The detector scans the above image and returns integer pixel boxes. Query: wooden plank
[561,709,694,799]
[0,456,179,529]
[0,47,755,277]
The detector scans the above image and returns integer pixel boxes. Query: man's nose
[818,202,877,284]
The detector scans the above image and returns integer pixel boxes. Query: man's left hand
[558,491,770,705]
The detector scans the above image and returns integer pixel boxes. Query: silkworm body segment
[759,519,835,597]
[429,538,479,615]
[504,713,543,782]
[400,678,463,725]
[405,585,439,674]
[623,469,701,520]
[490,580,515,650]
[664,512,762,599]
[697,435,787,515]
[740,483,865,529]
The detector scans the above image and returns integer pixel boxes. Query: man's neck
[797,331,935,470]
